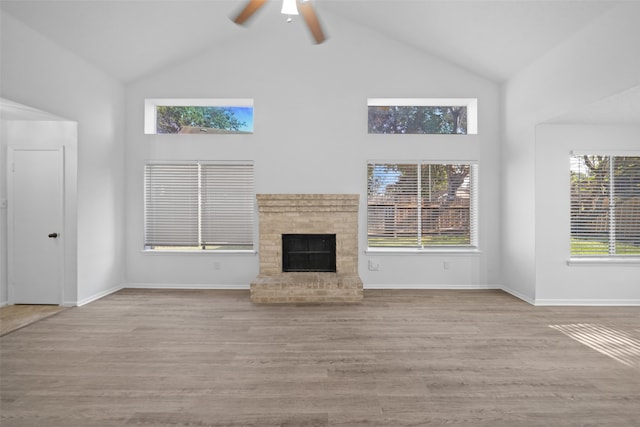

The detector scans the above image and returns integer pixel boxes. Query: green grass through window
[571,239,640,256]
[368,235,471,248]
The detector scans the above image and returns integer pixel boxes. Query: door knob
[48,233,58,238]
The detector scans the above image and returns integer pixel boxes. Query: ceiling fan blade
[298,0,326,44]
[232,0,268,25]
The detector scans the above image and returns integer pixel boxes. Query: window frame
[569,151,640,263]
[143,160,255,253]
[366,160,479,253]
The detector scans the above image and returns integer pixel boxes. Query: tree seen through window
[156,106,252,134]
[368,106,467,134]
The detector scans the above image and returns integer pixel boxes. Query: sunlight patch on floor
[550,323,640,368]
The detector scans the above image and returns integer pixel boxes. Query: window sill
[366,247,480,256]
[142,249,257,256]
[567,257,640,266]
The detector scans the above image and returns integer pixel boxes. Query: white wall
[502,2,640,304]
[1,12,126,305]
[535,124,640,305]
[1,120,8,304]
[125,13,502,290]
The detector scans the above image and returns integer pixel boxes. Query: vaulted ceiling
[2,0,638,123]
[0,0,621,84]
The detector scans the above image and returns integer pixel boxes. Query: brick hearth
[250,194,364,303]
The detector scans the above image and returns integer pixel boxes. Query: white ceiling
[1,0,638,124]
[0,0,622,84]
[321,0,618,83]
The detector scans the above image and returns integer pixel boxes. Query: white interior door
[8,148,64,304]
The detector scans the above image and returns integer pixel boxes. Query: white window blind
[201,164,254,247]
[145,163,199,247]
[570,155,640,256]
[144,161,254,251]
[368,162,477,249]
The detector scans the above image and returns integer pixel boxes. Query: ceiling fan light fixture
[281,0,299,16]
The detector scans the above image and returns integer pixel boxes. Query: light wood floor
[1,304,67,336]
[1,289,639,426]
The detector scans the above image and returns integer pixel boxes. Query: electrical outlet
[0,199,7,209]
[368,259,380,271]
[213,262,221,271]
[443,260,450,270]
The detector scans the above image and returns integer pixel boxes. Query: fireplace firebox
[282,234,336,272]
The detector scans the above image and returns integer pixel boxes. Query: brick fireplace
[250,194,364,303]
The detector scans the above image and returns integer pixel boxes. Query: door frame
[7,146,65,305]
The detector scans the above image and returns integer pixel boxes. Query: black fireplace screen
[282,234,336,272]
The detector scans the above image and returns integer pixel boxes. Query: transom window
[570,154,640,257]
[144,161,254,251]
[367,162,478,249]
[367,98,478,135]
[144,98,254,134]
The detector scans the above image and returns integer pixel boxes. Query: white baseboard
[66,284,640,307]
[500,286,536,305]
[126,283,501,292]
[534,298,640,306]
[498,285,640,306]
[364,283,501,290]
[124,283,250,290]
[73,285,124,307]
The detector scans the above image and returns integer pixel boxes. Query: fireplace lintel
[256,194,359,213]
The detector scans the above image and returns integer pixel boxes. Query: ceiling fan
[232,0,327,44]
